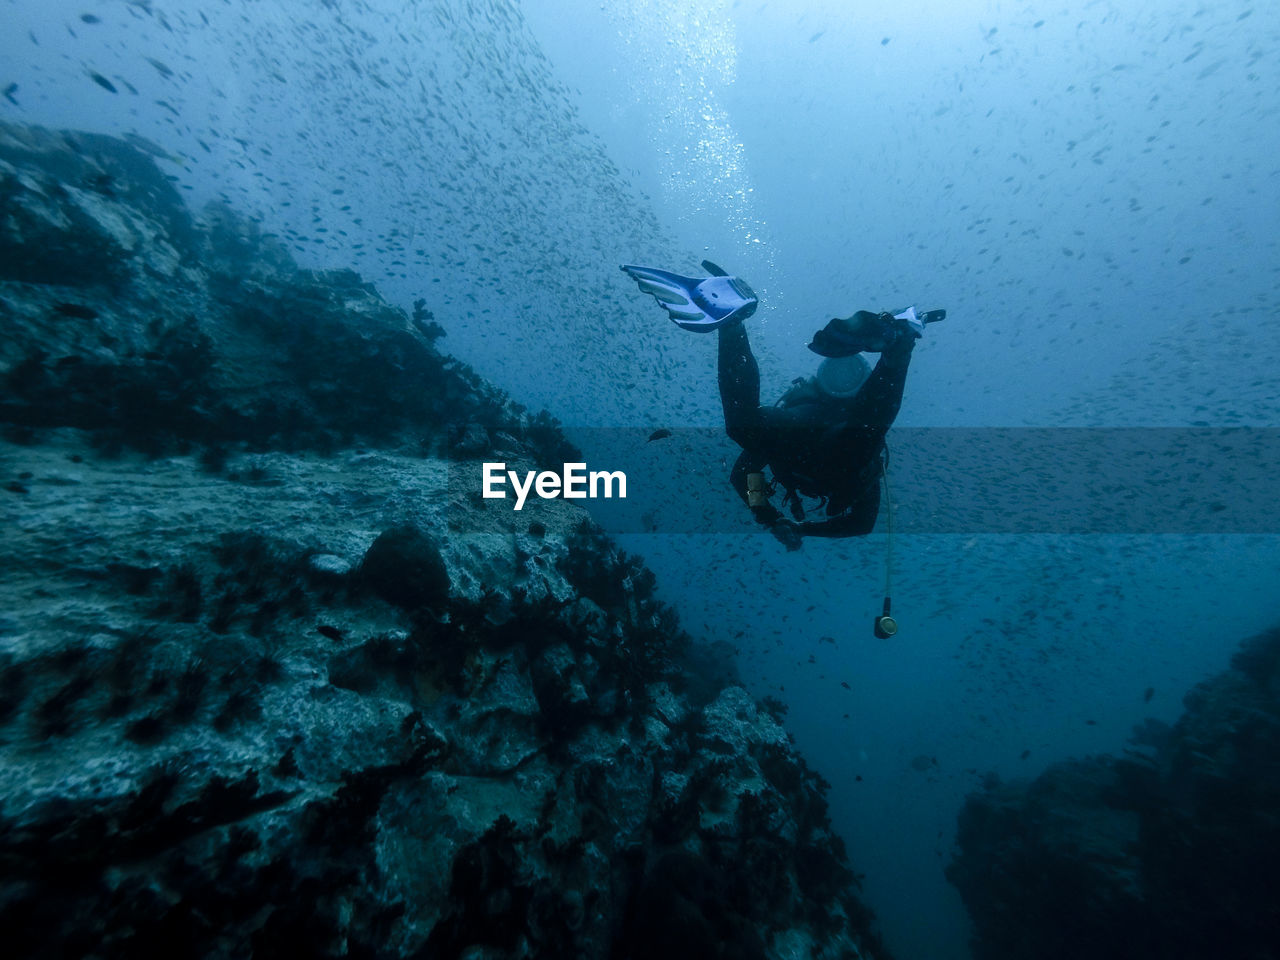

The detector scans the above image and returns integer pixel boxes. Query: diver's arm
[847,335,915,446]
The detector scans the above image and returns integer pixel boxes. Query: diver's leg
[718,321,762,445]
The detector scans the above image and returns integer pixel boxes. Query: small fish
[145,56,173,78]
[88,71,117,93]
[1020,749,1031,759]
[53,303,98,319]
[840,681,851,689]
[80,13,101,24]
[2,82,17,105]
[819,635,836,644]
[1143,686,1154,702]
[647,428,672,442]
[316,624,344,641]
[808,30,825,43]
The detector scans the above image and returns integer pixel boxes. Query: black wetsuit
[718,321,914,538]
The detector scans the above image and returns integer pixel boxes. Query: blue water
[4,1,1277,957]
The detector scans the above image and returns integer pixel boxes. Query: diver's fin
[621,263,759,331]
[892,306,926,338]
[895,307,946,325]
[701,259,729,277]
[633,277,688,305]
[893,306,947,337]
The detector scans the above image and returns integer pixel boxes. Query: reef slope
[948,628,1280,960]
[0,122,882,960]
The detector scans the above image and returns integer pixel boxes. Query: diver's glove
[768,518,804,551]
[870,312,923,351]
[809,309,921,356]
[750,501,800,549]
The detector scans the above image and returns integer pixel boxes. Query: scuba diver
[621,261,942,551]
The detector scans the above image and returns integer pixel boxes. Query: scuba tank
[775,375,824,409]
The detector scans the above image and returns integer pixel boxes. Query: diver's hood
[815,354,872,398]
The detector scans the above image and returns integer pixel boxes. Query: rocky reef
[947,627,1280,960]
[0,121,884,959]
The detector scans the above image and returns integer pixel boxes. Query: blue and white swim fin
[620,262,758,331]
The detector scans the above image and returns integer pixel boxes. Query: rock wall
[0,122,884,959]
[947,627,1280,960]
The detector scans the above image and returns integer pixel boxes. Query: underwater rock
[625,848,768,960]
[948,626,1280,960]
[0,123,884,960]
[529,642,592,732]
[358,524,451,612]
[0,118,576,469]
[307,552,353,577]
[702,684,791,755]
[0,123,193,288]
[452,421,493,457]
